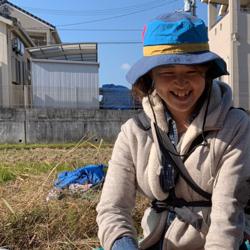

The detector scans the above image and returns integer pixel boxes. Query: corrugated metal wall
[31,59,99,108]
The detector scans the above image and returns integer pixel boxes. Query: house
[0,11,34,107]
[0,0,61,108]
[0,0,99,109]
[201,0,250,110]
[0,0,61,46]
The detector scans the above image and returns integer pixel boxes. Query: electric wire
[56,3,175,27]
[19,0,169,16]
[91,41,141,44]
[58,28,141,31]
[28,27,141,31]
[43,41,142,45]
[19,0,178,29]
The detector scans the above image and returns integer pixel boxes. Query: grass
[0,163,72,184]
[0,168,15,183]
[0,142,148,249]
[0,141,113,151]
[0,140,113,185]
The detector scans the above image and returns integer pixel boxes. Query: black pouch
[159,155,177,193]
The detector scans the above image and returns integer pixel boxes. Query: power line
[20,0,168,16]
[16,0,178,30]
[56,1,177,27]
[98,41,141,44]
[27,27,141,31]
[45,41,142,45]
[58,28,141,31]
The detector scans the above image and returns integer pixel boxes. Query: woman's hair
[132,62,213,102]
[132,74,154,102]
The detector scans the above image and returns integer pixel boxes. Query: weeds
[0,168,15,183]
[0,142,113,151]
[0,143,148,249]
[0,162,72,184]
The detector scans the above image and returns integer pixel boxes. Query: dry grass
[0,142,149,250]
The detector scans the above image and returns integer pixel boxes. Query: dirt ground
[0,146,148,250]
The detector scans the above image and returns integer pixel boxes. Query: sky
[10,0,208,88]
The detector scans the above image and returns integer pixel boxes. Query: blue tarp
[54,164,107,189]
[100,84,134,110]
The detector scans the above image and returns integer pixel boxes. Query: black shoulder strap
[133,110,151,131]
[154,124,212,201]
[134,111,212,201]
[182,131,210,162]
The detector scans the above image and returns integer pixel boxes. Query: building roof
[0,0,55,29]
[0,11,35,47]
[201,0,250,5]
[0,11,12,25]
[28,43,98,62]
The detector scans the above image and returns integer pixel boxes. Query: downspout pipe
[229,0,240,107]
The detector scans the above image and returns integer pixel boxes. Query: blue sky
[11,0,208,88]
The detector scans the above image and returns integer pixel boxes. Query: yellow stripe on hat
[143,43,209,56]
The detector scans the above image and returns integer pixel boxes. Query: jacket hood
[141,80,233,200]
[142,80,233,154]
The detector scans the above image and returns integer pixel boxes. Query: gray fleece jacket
[96,81,250,250]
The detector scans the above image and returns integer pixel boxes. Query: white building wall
[208,13,231,86]
[0,20,10,106]
[31,59,99,109]
[205,0,250,110]
[237,12,250,108]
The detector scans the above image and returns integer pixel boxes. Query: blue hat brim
[126,51,228,84]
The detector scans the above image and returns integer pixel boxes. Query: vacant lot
[0,143,148,250]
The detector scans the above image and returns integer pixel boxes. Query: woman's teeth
[172,91,190,97]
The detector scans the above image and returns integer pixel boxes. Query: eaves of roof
[13,20,36,47]
[0,0,56,29]
[0,12,12,25]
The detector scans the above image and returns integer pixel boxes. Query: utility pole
[184,0,197,16]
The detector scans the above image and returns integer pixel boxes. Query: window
[28,33,47,46]
[12,57,27,85]
[15,58,21,84]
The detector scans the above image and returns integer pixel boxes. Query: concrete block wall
[0,108,25,143]
[0,108,139,143]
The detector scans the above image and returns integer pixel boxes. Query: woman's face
[151,64,207,119]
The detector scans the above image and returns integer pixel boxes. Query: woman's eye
[187,71,199,75]
[159,72,174,76]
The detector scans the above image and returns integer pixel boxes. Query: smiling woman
[96,11,250,250]
[151,65,207,131]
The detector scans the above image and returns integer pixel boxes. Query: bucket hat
[126,11,228,84]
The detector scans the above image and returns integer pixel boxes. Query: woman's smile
[151,65,207,120]
[170,90,192,99]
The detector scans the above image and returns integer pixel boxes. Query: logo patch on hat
[142,25,147,43]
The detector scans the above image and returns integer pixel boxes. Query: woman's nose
[174,75,188,86]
